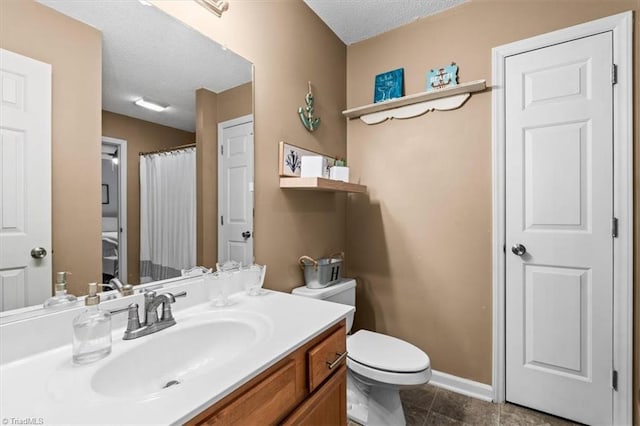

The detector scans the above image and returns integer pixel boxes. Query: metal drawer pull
[326,351,347,370]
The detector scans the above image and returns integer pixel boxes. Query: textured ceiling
[38,1,252,132]
[303,0,468,45]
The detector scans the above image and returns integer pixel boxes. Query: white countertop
[0,286,352,425]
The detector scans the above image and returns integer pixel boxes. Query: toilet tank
[291,278,356,333]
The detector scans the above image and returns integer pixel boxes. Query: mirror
[0,0,254,316]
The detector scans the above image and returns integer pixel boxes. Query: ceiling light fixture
[134,98,167,112]
[138,0,152,5]
[194,0,229,18]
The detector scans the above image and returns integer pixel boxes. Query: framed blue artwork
[426,63,459,91]
[373,68,404,103]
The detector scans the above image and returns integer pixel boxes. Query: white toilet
[292,279,431,426]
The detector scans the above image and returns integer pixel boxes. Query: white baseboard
[429,370,494,402]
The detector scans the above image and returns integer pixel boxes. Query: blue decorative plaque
[426,63,458,91]
[373,68,404,103]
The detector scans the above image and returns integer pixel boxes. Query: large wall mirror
[0,0,254,315]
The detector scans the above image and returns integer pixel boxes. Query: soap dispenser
[43,272,78,308]
[72,283,112,364]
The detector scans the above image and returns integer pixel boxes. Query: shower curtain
[139,148,196,283]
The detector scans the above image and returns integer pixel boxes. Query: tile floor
[348,384,580,426]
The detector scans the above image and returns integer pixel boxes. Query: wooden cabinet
[307,325,347,392]
[283,365,347,426]
[187,321,347,426]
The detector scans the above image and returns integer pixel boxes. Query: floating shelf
[280,177,367,193]
[342,80,486,124]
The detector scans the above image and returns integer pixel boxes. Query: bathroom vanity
[0,277,352,425]
[188,321,347,425]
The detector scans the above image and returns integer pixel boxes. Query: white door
[101,137,128,284]
[505,33,613,425]
[218,115,253,266]
[0,49,52,311]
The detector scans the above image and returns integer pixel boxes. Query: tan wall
[196,89,219,268]
[346,0,639,404]
[155,1,348,290]
[218,82,253,123]
[0,0,102,296]
[102,111,195,284]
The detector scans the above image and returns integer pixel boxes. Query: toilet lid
[347,330,430,373]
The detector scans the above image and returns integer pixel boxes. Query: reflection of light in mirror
[134,98,168,112]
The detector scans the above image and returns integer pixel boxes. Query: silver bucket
[298,252,344,289]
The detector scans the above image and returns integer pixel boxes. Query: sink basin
[90,311,271,399]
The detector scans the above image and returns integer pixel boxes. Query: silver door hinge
[220,145,224,155]
[611,369,618,391]
[221,216,224,226]
[611,64,618,85]
[611,217,618,238]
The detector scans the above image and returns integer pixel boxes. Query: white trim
[217,114,254,264]
[429,370,493,402]
[491,11,633,426]
[491,40,507,405]
[102,136,128,284]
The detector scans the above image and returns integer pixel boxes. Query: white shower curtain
[139,148,196,283]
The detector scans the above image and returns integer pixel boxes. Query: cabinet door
[283,365,347,426]
[194,359,298,425]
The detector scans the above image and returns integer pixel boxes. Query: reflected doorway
[101,137,127,284]
[217,115,254,266]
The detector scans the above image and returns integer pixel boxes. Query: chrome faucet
[111,290,187,340]
[101,278,134,297]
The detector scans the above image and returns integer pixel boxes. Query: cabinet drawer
[307,324,346,392]
[197,359,297,425]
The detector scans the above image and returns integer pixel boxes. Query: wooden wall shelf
[280,177,366,193]
[342,80,486,124]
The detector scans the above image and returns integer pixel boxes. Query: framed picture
[102,184,109,204]
[278,141,335,177]
[373,68,404,103]
[426,63,459,91]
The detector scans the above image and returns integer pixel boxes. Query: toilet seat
[348,330,430,372]
[347,357,431,386]
[347,330,431,386]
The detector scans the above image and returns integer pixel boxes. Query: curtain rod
[139,143,196,156]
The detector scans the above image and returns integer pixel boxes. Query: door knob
[511,244,526,256]
[31,247,47,259]
[242,231,251,240]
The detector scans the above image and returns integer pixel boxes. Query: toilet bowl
[292,279,431,425]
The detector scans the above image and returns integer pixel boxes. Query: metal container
[298,252,344,289]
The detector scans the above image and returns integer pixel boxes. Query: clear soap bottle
[72,283,112,364]
[44,272,78,308]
